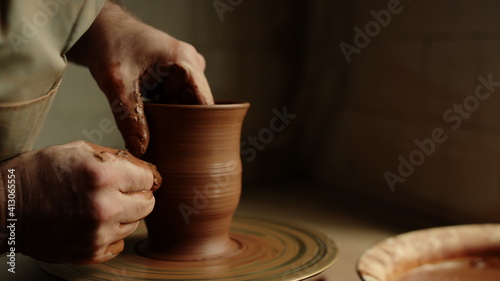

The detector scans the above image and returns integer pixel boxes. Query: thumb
[107,79,149,157]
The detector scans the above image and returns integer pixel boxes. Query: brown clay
[139,100,250,260]
[357,224,500,281]
[85,144,162,192]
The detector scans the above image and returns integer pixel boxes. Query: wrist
[66,0,140,66]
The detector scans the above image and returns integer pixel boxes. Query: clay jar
[139,101,250,261]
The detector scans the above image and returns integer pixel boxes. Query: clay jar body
[140,101,249,261]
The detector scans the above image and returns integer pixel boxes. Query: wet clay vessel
[36,100,338,280]
[139,100,249,260]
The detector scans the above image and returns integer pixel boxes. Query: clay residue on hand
[147,162,162,192]
[115,150,129,158]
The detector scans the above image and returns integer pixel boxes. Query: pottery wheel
[36,217,337,280]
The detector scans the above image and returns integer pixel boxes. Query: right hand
[2,141,161,263]
[66,1,215,157]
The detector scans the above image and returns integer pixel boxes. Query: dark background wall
[36,0,500,223]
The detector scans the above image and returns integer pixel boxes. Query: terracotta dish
[357,224,500,281]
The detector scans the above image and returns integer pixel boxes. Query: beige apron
[0,0,106,161]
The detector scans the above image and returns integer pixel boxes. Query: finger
[117,192,155,223]
[84,239,125,264]
[190,66,214,105]
[175,50,213,105]
[167,63,214,105]
[102,221,141,246]
[115,221,141,240]
[157,64,198,104]
[111,149,162,192]
[122,189,154,201]
[147,162,162,192]
[143,63,213,105]
[107,78,150,157]
[87,144,162,192]
[115,155,161,193]
[105,239,125,256]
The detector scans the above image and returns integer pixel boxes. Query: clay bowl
[357,224,500,281]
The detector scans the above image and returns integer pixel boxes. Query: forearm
[66,0,138,66]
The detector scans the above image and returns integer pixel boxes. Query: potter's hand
[0,141,161,263]
[67,1,214,157]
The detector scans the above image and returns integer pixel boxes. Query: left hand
[67,1,214,157]
[1,141,161,263]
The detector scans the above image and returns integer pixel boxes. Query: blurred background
[35,0,500,225]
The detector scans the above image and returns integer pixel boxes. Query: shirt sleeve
[0,0,106,161]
